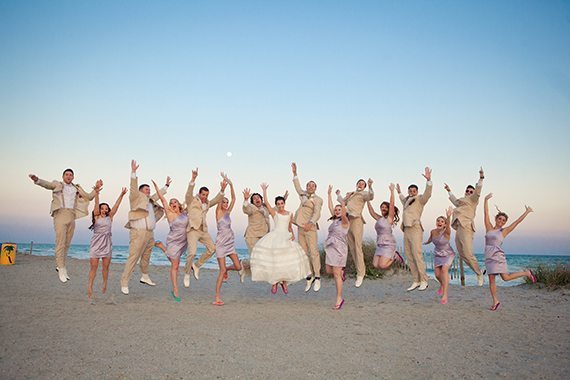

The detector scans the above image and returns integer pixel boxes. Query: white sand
[0,254,568,379]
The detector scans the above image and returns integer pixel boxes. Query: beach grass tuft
[526,263,570,289]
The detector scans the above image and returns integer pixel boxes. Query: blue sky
[1,1,569,253]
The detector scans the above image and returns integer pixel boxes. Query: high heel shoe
[170,291,181,303]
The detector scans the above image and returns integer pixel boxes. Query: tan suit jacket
[400,181,432,231]
[449,180,482,231]
[34,179,96,219]
[125,175,166,229]
[337,188,374,221]
[292,177,323,230]
[243,202,270,238]
[185,182,224,231]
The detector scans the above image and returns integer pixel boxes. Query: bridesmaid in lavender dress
[324,185,350,310]
[366,183,403,270]
[483,193,536,311]
[152,180,188,302]
[87,187,127,302]
[213,174,243,306]
[424,207,455,304]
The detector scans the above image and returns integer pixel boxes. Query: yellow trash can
[0,243,17,265]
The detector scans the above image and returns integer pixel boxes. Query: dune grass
[525,263,570,289]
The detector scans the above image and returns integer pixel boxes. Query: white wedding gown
[250,212,311,284]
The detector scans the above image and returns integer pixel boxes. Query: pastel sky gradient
[1,1,569,254]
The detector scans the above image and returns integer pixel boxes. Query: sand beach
[0,254,568,379]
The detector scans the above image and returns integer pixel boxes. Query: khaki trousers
[403,225,427,282]
[455,225,482,275]
[245,236,261,253]
[53,209,76,269]
[298,227,320,278]
[347,217,365,277]
[121,229,154,287]
[184,228,216,274]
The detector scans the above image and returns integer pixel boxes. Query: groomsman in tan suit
[29,169,102,283]
[445,167,485,286]
[242,189,271,251]
[397,167,432,291]
[336,178,374,288]
[120,160,169,295]
[291,162,324,292]
[183,169,226,287]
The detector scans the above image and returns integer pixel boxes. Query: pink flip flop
[490,302,501,311]
[333,299,345,310]
[529,270,537,284]
[212,300,224,306]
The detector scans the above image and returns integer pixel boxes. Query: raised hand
[243,188,251,200]
[283,190,289,200]
[422,167,432,181]
[444,183,451,192]
[485,193,493,201]
[191,168,198,181]
[29,174,38,182]
[335,189,341,196]
[446,206,453,218]
[525,205,533,213]
[221,179,228,191]
[368,178,374,187]
[396,184,401,194]
[165,176,172,187]
[120,187,128,196]
[328,185,333,195]
[220,172,232,185]
[261,183,269,192]
[131,160,139,173]
[291,162,297,176]
[479,166,485,179]
[389,183,395,192]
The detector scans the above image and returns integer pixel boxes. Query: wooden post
[30,241,34,255]
[459,257,465,286]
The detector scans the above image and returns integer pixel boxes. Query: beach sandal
[395,251,404,265]
[271,284,278,294]
[280,282,288,294]
[333,299,345,310]
[341,268,346,282]
[528,269,537,284]
[489,302,501,311]
[223,272,229,282]
[440,298,448,305]
[212,300,224,306]
[437,288,443,296]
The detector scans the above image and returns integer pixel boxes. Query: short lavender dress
[165,213,189,260]
[216,213,236,258]
[374,217,397,259]
[325,218,349,267]
[89,216,112,259]
[432,232,455,268]
[484,229,508,274]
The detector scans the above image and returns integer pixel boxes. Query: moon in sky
[226,151,232,157]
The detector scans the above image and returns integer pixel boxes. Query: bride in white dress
[250,183,311,294]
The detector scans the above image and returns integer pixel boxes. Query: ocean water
[11,242,570,287]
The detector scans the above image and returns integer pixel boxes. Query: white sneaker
[407,282,420,291]
[58,267,68,283]
[304,277,313,292]
[140,274,156,286]
[477,274,484,286]
[183,274,190,288]
[313,278,321,292]
[121,286,129,295]
[418,281,429,291]
[192,263,200,280]
[355,276,364,288]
